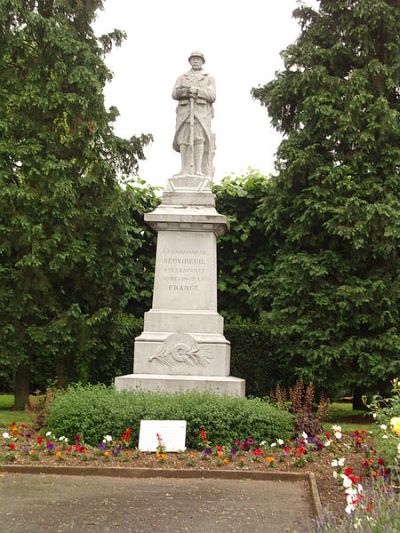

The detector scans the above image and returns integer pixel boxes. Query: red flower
[8,443,16,450]
[361,429,367,436]
[216,445,223,452]
[294,446,305,457]
[74,434,81,443]
[377,458,384,465]
[353,429,360,437]
[344,467,353,477]
[37,436,44,446]
[325,432,331,440]
[121,428,132,443]
[252,448,263,456]
[283,446,291,455]
[66,445,73,454]
[200,429,207,442]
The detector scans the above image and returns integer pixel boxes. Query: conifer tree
[252,0,400,400]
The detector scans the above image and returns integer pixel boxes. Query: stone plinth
[115,178,245,397]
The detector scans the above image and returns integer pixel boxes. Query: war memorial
[115,52,245,396]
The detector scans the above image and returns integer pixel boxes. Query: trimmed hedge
[46,384,294,447]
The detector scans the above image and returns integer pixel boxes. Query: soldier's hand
[189,87,198,96]
[176,87,188,98]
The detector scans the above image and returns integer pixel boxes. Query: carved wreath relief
[149,333,213,368]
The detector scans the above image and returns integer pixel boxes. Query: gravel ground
[0,473,314,533]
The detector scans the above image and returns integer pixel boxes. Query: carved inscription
[161,248,207,293]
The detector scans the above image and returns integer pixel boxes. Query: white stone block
[115,374,246,397]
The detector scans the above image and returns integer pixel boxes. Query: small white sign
[138,420,187,452]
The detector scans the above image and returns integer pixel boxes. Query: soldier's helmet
[188,51,205,63]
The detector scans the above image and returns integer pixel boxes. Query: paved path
[0,473,314,532]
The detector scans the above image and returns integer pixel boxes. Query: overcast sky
[94,1,316,186]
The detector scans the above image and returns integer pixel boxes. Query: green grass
[0,394,14,409]
[0,394,32,428]
[322,401,375,435]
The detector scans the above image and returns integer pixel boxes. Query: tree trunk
[352,386,366,411]
[13,363,30,410]
[56,359,68,388]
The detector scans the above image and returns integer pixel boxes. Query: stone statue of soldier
[172,51,216,178]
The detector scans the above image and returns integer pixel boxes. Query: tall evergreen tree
[252,0,400,400]
[0,0,152,407]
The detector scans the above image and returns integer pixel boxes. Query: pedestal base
[115,374,245,397]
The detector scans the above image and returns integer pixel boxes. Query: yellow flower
[55,451,62,460]
[104,450,110,458]
[266,456,275,464]
[156,452,167,460]
[390,417,400,436]
[223,458,229,465]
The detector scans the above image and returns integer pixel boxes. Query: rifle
[189,94,195,174]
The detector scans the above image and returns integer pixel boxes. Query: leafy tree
[0,0,153,407]
[252,0,400,402]
[214,171,271,322]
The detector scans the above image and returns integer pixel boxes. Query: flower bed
[2,379,399,529]
[0,421,394,520]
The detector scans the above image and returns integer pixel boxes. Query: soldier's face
[190,56,204,70]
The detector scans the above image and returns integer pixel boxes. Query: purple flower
[98,442,106,450]
[203,447,212,456]
[22,445,30,454]
[46,442,54,451]
[231,447,238,455]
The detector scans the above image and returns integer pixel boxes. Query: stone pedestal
[115,176,245,396]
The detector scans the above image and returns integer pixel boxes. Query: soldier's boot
[194,142,204,175]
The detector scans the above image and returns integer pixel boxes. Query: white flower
[58,436,68,442]
[332,425,342,432]
[103,435,112,443]
[382,435,388,439]
[46,431,52,437]
[338,458,345,467]
[331,459,338,467]
[373,413,377,419]
[335,431,342,440]
[302,431,308,440]
[2,432,10,439]
[345,503,355,514]
[271,442,277,447]
[333,471,338,479]
[397,443,400,456]
[357,484,363,493]
[260,441,266,446]
[341,475,352,488]
[380,424,387,430]
[277,439,284,445]
[324,440,332,447]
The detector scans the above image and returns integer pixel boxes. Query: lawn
[0,394,32,426]
[322,401,375,434]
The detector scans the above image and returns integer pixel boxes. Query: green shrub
[368,378,400,469]
[226,322,289,397]
[45,384,294,447]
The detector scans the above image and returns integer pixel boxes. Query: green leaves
[0,1,154,401]
[252,0,400,395]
